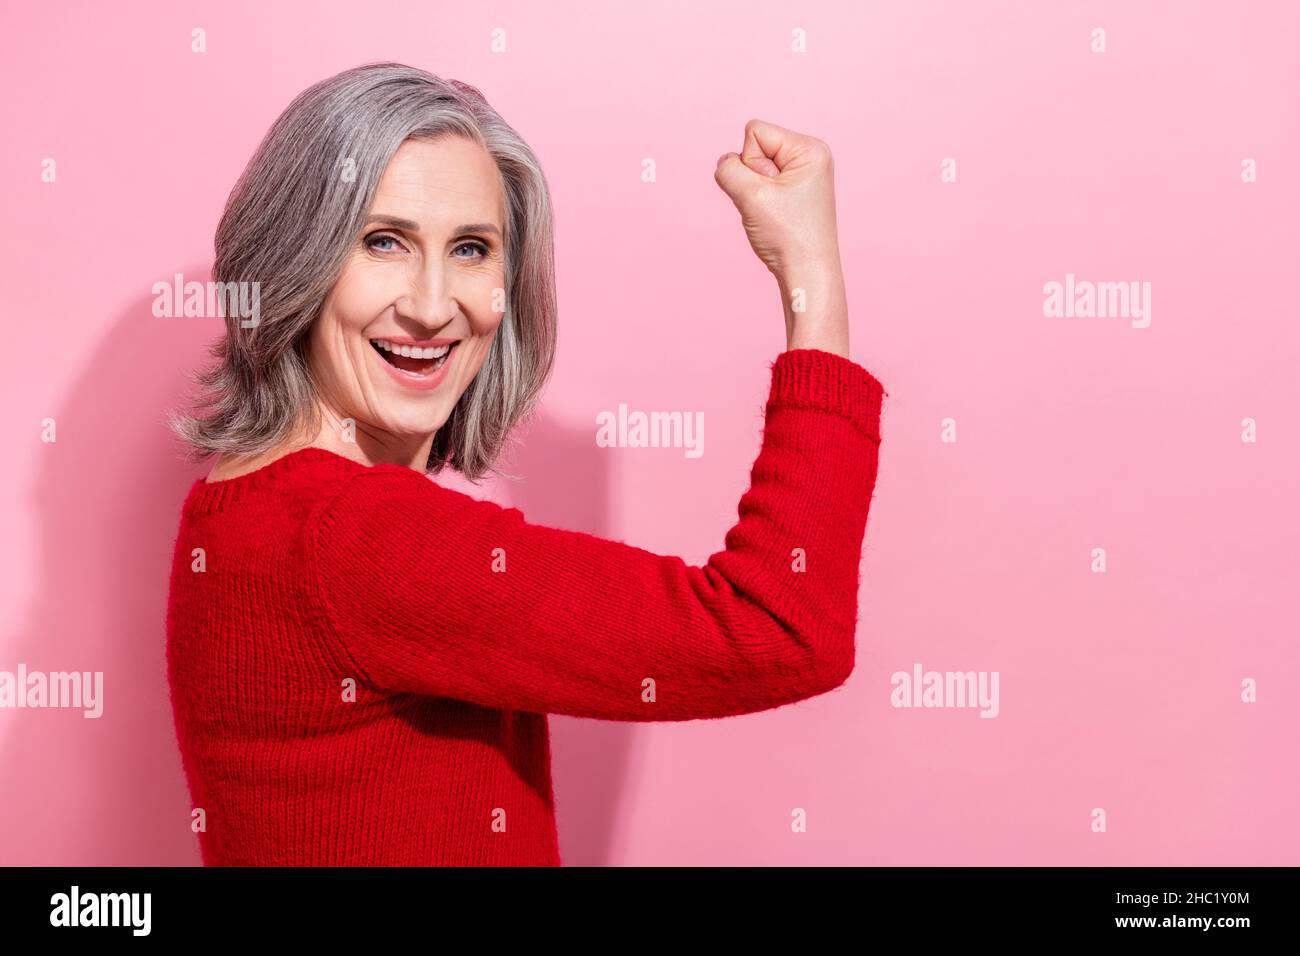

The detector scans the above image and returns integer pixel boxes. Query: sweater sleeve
[309,348,886,721]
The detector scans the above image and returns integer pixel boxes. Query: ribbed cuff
[767,348,886,443]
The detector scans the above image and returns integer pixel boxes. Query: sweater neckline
[183,446,377,516]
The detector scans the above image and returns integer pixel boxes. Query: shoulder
[308,464,512,536]
[315,464,449,508]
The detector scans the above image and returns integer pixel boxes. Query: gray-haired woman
[166,61,886,866]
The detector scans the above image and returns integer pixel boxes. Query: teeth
[373,339,453,360]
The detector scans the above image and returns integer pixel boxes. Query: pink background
[1,0,1297,865]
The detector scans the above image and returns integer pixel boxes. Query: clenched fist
[715,119,850,358]
[714,119,842,280]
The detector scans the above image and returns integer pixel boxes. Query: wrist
[779,276,849,358]
[774,251,842,287]
[787,322,849,357]
[775,258,844,311]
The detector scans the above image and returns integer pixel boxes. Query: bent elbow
[767,641,855,713]
[810,634,857,695]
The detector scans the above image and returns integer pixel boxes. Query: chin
[380,410,448,440]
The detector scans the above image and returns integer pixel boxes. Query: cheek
[470,296,506,338]
[467,329,502,381]
[465,319,502,372]
[312,281,377,377]
[331,261,392,328]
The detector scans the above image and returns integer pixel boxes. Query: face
[308,135,507,462]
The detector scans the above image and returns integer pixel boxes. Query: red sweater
[165,348,886,866]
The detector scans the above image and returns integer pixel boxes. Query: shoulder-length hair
[169,62,557,482]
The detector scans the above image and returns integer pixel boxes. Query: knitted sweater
[165,348,886,866]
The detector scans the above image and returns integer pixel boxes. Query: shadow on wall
[490,413,635,868]
[0,273,633,866]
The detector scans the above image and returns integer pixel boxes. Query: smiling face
[306,135,507,464]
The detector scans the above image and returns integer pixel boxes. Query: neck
[206,406,438,483]
[302,402,438,472]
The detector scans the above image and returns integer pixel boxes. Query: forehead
[370,136,504,226]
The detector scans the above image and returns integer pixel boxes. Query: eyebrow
[364,214,501,236]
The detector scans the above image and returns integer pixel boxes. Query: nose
[394,257,458,333]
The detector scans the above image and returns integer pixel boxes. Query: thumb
[714,151,759,205]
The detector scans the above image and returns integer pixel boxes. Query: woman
[166,61,887,866]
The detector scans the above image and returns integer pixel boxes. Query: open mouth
[370,338,459,375]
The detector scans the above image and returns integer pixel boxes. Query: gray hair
[169,62,557,482]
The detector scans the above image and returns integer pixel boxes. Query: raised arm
[309,347,884,720]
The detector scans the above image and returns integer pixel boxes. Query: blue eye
[364,232,403,253]
[365,234,488,258]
